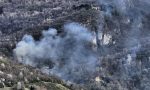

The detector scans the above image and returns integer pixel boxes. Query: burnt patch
[72,4,92,10]
[0,6,3,14]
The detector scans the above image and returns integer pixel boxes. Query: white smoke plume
[14,22,98,83]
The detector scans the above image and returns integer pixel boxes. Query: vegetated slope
[0,0,96,34]
[0,55,72,90]
[0,0,150,90]
[0,0,99,55]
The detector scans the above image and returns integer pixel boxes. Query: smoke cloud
[14,22,98,83]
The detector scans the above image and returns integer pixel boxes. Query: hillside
[0,0,150,90]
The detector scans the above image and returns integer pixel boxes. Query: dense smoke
[14,22,98,83]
